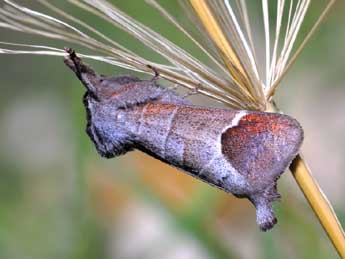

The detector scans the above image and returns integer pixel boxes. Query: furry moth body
[64,49,303,231]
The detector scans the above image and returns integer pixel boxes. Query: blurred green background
[0,1,344,259]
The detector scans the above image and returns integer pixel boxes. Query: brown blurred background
[0,1,344,259]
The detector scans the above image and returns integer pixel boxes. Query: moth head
[64,48,135,158]
[64,48,141,102]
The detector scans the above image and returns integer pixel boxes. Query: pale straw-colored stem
[188,0,252,97]
[190,1,345,257]
[290,154,345,258]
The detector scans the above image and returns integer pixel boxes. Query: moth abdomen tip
[252,194,278,231]
[259,216,278,232]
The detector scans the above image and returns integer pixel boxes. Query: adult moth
[64,48,303,231]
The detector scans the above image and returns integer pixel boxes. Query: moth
[64,48,303,231]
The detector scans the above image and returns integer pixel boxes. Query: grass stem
[290,155,345,258]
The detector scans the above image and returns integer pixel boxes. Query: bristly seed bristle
[0,0,336,111]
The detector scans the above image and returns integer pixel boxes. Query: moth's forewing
[221,112,303,192]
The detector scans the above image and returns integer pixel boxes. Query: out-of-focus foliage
[0,1,344,259]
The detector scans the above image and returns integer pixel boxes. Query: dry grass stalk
[290,154,345,257]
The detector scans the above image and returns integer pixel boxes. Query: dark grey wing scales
[101,75,141,85]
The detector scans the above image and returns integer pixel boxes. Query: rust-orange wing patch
[221,113,303,181]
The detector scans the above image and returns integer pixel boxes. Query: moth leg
[64,47,99,95]
[63,47,81,77]
[147,64,160,83]
[168,84,179,91]
[64,48,96,78]
[182,85,200,99]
